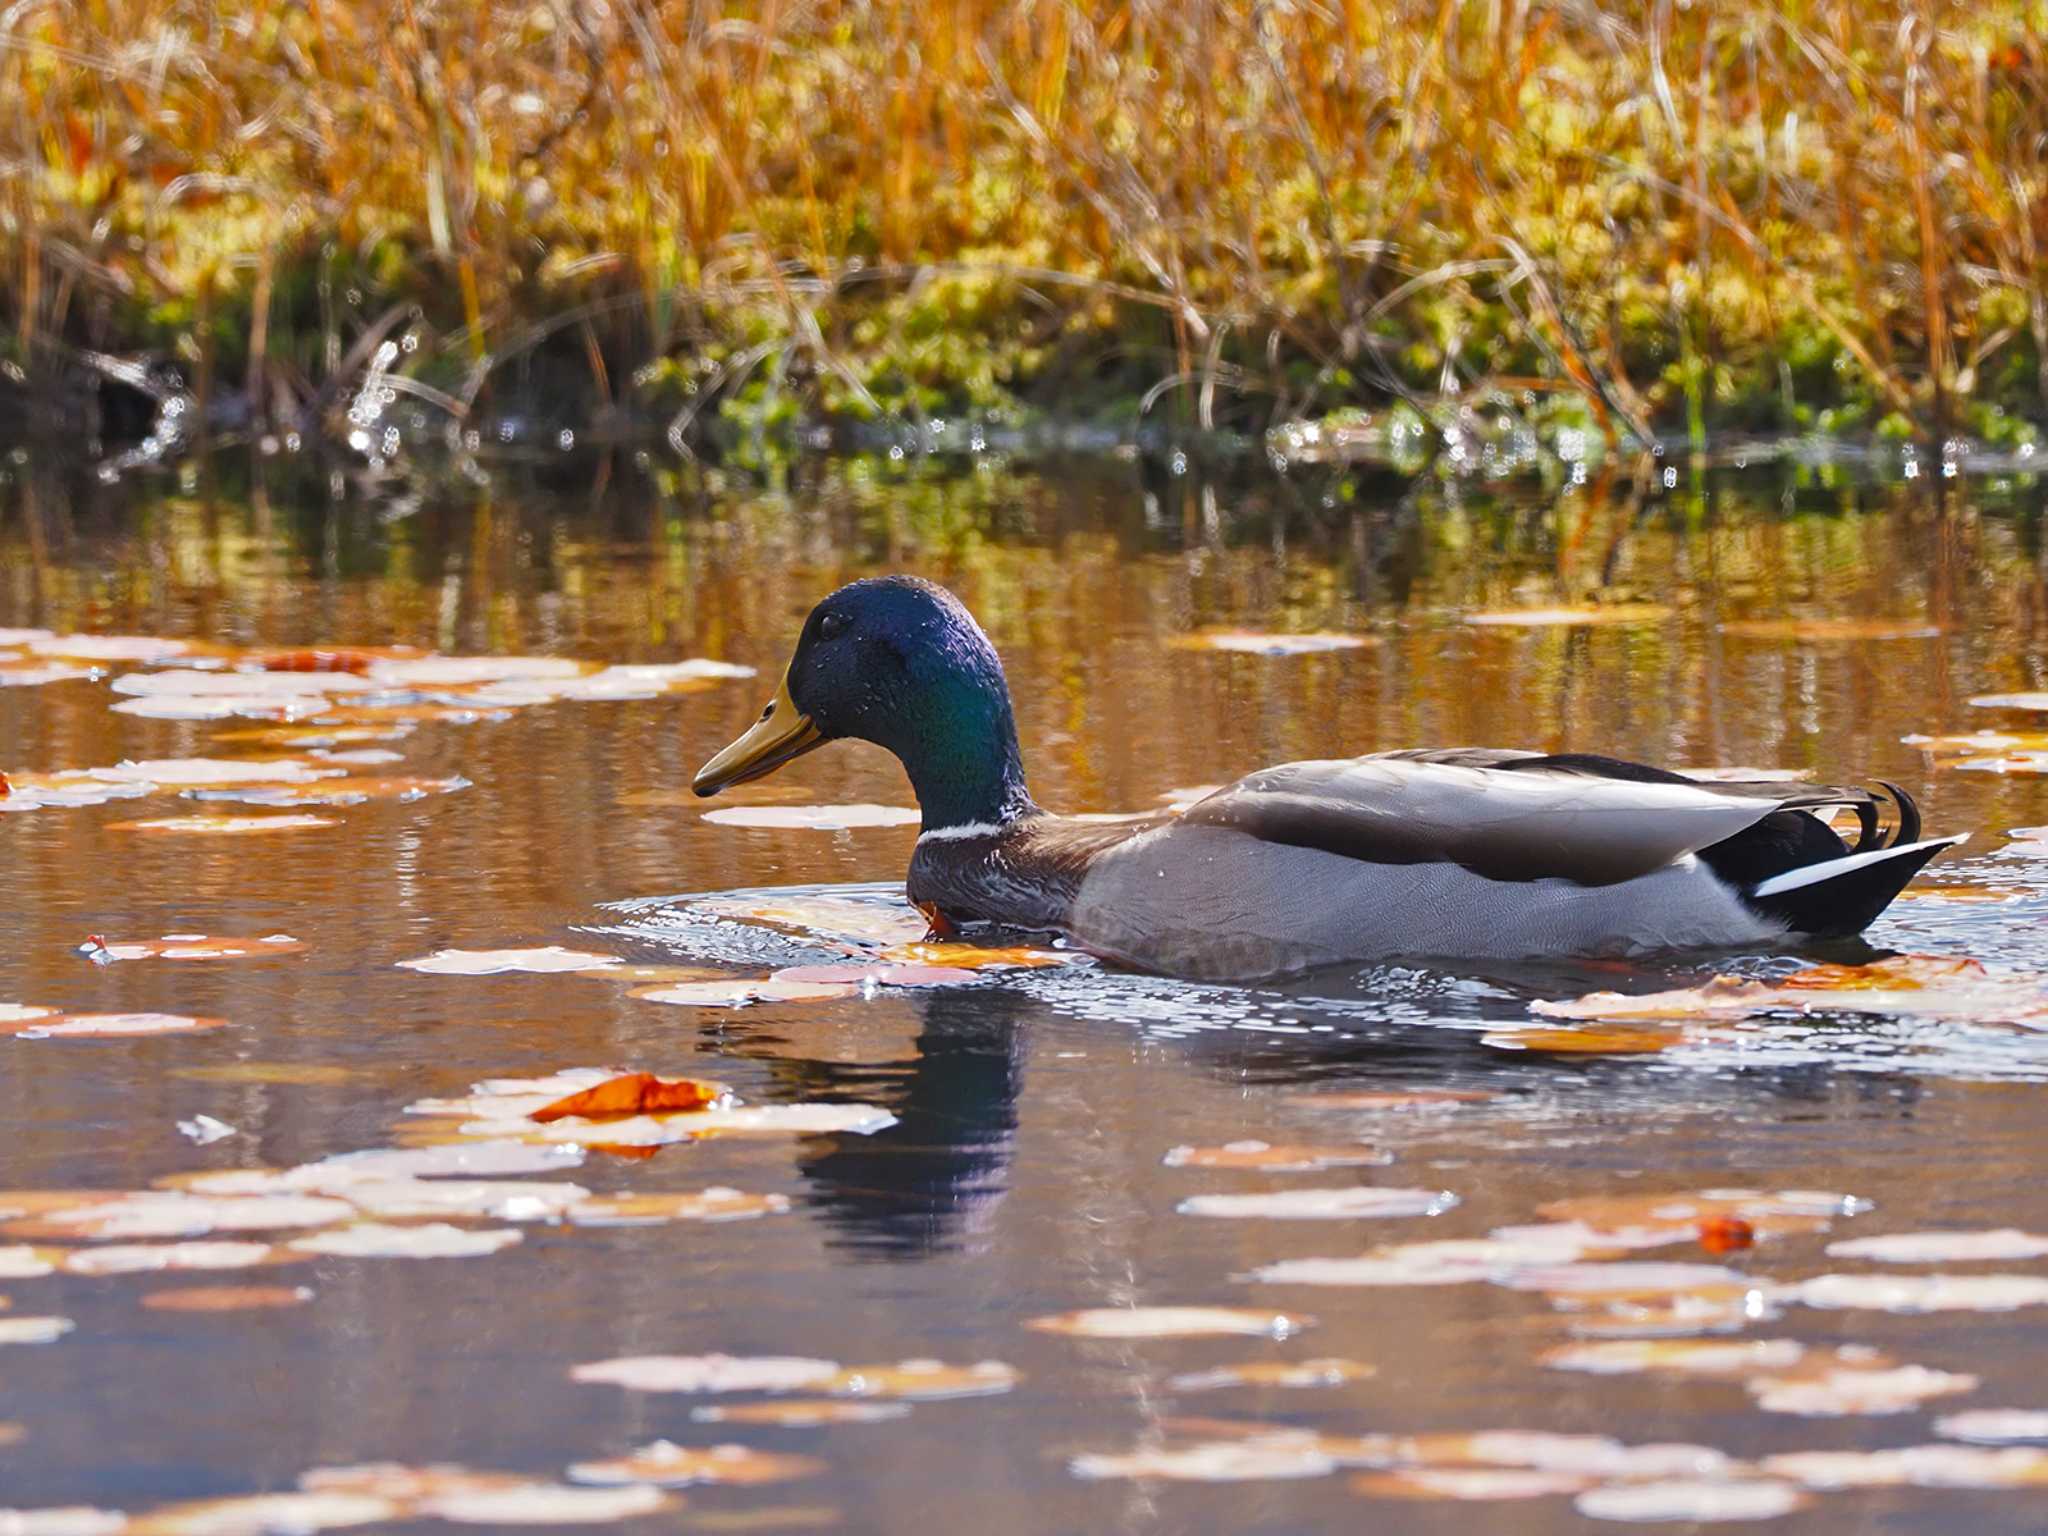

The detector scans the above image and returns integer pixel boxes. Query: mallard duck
[693,577,1964,981]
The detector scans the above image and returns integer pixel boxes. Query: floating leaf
[1696,1216,1755,1253]
[9,1012,227,1040]
[821,1360,1019,1399]
[0,661,100,688]
[568,1442,823,1488]
[0,1006,54,1024]
[631,979,860,1007]
[1071,1442,1337,1482]
[1751,1363,1978,1417]
[0,1317,73,1345]
[108,815,338,835]
[287,1223,521,1260]
[1574,1480,1804,1523]
[421,1486,672,1525]
[1250,1232,1610,1288]
[572,1355,838,1394]
[1797,1273,2048,1312]
[1353,1467,1593,1501]
[396,947,622,976]
[1533,956,2048,1028]
[1170,631,1372,655]
[1541,1339,1809,1379]
[1484,1025,1684,1055]
[1176,1187,1457,1220]
[1028,1307,1312,1340]
[531,1073,725,1122]
[1972,693,2048,712]
[0,1509,124,1535]
[566,1189,790,1226]
[94,757,337,788]
[334,1180,592,1222]
[28,634,191,661]
[1290,1090,1496,1111]
[689,1401,909,1427]
[1826,1228,2048,1263]
[696,895,928,946]
[363,655,590,689]
[297,1466,535,1502]
[186,776,469,806]
[1465,606,1671,627]
[1163,1141,1387,1172]
[126,1492,396,1535]
[1762,1444,2048,1489]
[875,942,1075,970]
[1719,618,1939,641]
[1935,1410,2048,1445]
[701,804,920,830]
[770,962,979,988]
[79,934,303,963]
[142,1286,314,1312]
[1531,1190,1861,1248]
[1169,1359,1375,1393]
[3,1192,353,1241]
[64,1242,281,1276]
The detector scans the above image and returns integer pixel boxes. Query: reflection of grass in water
[4,3,2046,444]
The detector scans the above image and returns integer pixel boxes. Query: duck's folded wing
[1177,753,1867,887]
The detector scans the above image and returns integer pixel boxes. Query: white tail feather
[1749,834,1969,899]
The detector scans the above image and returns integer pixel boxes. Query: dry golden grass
[1,0,2043,438]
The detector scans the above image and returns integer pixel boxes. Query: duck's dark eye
[818,611,850,642]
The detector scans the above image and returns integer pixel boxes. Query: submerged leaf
[1169,1359,1376,1393]
[126,1492,396,1535]
[689,1401,909,1427]
[1071,1442,1338,1482]
[1719,618,1938,641]
[107,815,338,835]
[1169,631,1372,655]
[1353,1467,1592,1501]
[1163,1141,1387,1172]
[631,979,860,1007]
[142,1286,314,1312]
[771,962,979,988]
[1465,605,1671,627]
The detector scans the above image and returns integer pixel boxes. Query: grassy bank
[3,0,2045,456]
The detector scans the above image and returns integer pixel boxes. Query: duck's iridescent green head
[693,576,1034,830]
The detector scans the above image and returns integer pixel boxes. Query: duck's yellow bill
[692,673,825,795]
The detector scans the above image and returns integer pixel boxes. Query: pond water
[7,454,2048,1532]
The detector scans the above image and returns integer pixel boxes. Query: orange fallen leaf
[877,942,1074,970]
[142,1285,314,1312]
[1698,1216,1756,1254]
[255,649,387,675]
[1484,1025,1682,1055]
[532,1073,726,1123]
[0,770,9,798]
[589,1145,663,1161]
[1719,619,1939,642]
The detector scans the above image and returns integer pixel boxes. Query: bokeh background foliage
[3,0,2046,441]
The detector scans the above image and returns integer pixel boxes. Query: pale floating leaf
[28,634,190,661]
[572,1354,840,1394]
[566,1189,789,1227]
[1797,1273,2048,1312]
[1764,1444,2048,1489]
[770,962,980,988]
[1163,1141,1387,1172]
[630,979,860,1007]
[296,1466,536,1500]
[287,1223,521,1260]
[422,1486,671,1525]
[5,1192,353,1241]
[701,804,920,830]
[64,1242,280,1276]
[1541,1338,1807,1379]
[81,935,305,964]
[566,1440,823,1488]
[107,815,337,835]
[1169,631,1371,655]
[1028,1306,1312,1340]
[1353,1467,1592,1500]
[0,1317,73,1345]
[12,1012,227,1040]
[125,1493,395,1536]
[1751,1364,1978,1417]
[186,776,469,807]
[89,756,336,786]
[0,662,100,688]
[690,1401,909,1427]
[1289,1089,1496,1111]
[1176,1187,1457,1220]
[819,1360,1018,1400]
[1169,1358,1375,1393]
[396,947,622,976]
[1935,1409,2048,1444]
[1383,1431,1731,1479]
[0,1006,53,1024]
[0,1509,126,1535]
[1825,1228,2048,1263]
[1574,1480,1804,1523]
[696,895,928,947]
[1070,1441,1337,1482]
[365,655,590,688]
[1972,692,2048,712]
[335,1180,591,1222]
[491,1102,895,1144]
[1464,605,1671,627]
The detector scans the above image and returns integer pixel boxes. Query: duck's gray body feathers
[906,748,1953,981]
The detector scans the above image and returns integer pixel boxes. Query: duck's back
[1039,750,1952,980]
